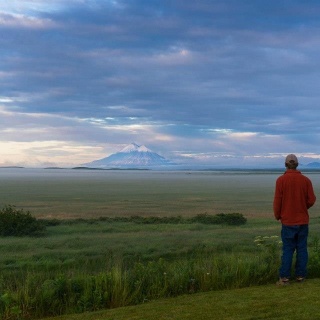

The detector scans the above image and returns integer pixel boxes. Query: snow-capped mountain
[84,143,175,168]
[120,143,152,153]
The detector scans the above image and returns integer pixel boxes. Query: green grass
[0,218,282,271]
[2,218,320,319]
[41,279,320,320]
[0,169,320,319]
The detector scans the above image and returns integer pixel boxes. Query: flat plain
[3,168,319,219]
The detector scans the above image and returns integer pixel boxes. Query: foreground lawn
[43,279,320,320]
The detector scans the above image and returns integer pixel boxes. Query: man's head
[285,154,298,169]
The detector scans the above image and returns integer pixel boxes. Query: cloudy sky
[1,0,320,168]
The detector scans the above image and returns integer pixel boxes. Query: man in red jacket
[273,154,316,285]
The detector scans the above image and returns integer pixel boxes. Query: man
[273,154,316,285]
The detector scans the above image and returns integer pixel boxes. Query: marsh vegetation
[0,169,320,319]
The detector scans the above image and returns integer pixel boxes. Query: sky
[1,0,320,168]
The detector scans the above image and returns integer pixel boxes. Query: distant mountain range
[305,162,320,168]
[84,143,176,168]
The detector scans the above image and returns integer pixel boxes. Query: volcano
[84,143,175,168]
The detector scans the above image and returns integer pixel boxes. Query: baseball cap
[285,154,298,164]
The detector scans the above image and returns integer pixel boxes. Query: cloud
[0,12,58,29]
[1,0,320,167]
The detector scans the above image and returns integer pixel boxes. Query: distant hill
[305,162,320,168]
[0,166,24,169]
[84,143,176,168]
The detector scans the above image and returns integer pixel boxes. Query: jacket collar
[285,169,301,174]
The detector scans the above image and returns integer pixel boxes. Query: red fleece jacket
[273,169,316,225]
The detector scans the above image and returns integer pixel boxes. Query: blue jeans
[279,224,309,278]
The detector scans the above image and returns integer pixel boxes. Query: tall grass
[1,238,320,319]
[2,225,320,319]
[2,221,320,320]
[0,241,281,320]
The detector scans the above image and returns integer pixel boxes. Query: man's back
[274,154,316,285]
[273,169,316,225]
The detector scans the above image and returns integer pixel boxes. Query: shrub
[189,213,218,224]
[129,216,183,224]
[216,213,247,225]
[0,205,46,237]
[190,213,247,226]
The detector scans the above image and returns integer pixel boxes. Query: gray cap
[285,154,298,164]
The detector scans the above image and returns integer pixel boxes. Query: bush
[189,213,218,224]
[0,205,46,237]
[129,215,183,224]
[216,213,247,225]
[190,213,247,226]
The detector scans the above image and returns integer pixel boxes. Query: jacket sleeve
[307,180,316,209]
[273,179,282,220]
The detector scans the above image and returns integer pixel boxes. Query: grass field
[1,168,320,219]
[0,168,320,319]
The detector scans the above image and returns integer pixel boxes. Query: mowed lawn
[42,279,320,320]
